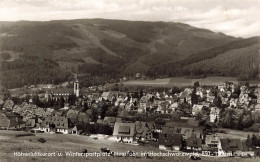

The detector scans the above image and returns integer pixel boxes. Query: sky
[0,0,259,38]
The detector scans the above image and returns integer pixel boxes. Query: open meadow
[122,77,240,88]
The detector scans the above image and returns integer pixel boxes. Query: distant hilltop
[0,19,259,89]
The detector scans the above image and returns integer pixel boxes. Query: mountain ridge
[0,19,258,88]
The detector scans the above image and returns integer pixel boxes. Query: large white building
[113,122,135,143]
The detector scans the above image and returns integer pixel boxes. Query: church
[45,74,80,101]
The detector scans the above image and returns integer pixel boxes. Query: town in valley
[0,1,260,161]
[1,73,260,161]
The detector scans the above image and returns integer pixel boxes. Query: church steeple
[74,73,79,97]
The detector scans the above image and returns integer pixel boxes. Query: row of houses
[112,120,255,157]
[112,120,155,143]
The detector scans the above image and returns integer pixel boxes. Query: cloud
[0,0,259,37]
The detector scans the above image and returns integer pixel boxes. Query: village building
[218,138,254,157]
[113,122,135,143]
[45,74,80,101]
[3,99,14,110]
[169,102,178,112]
[138,96,150,114]
[158,133,183,151]
[210,107,221,123]
[0,112,21,129]
[186,136,202,151]
[192,104,204,116]
[39,115,70,134]
[100,92,114,101]
[135,121,154,141]
[205,134,221,150]
[25,119,36,128]
[71,126,79,134]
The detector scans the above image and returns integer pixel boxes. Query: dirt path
[147,28,167,54]
[72,24,119,57]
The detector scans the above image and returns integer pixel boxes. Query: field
[0,130,259,162]
[123,78,171,86]
[122,77,239,87]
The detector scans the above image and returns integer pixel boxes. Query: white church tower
[74,74,80,97]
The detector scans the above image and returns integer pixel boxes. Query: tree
[235,115,244,130]
[86,109,94,121]
[92,108,99,122]
[194,81,200,88]
[11,96,21,105]
[191,88,198,105]
[203,122,214,135]
[196,112,206,126]
[32,94,40,106]
[106,106,118,117]
[155,118,166,128]
[101,104,109,119]
[82,102,89,112]
[139,89,144,99]
[59,96,65,108]
[232,86,241,98]
[245,82,249,88]
[112,83,119,91]
[246,135,252,147]
[220,109,235,128]
[2,88,10,100]
[195,112,203,121]
[251,134,258,148]
[242,114,253,128]
[68,94,76,105]
[213,97,222,107]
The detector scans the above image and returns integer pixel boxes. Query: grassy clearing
[122,78,171,86]
[122,77,240,88]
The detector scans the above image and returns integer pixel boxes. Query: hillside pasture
[0,130,258,162]
[122,77,239,88]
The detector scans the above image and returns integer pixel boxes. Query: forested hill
[148,37,260,80]
[0,19,258,89]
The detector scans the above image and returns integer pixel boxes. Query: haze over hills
[0,19,259,88]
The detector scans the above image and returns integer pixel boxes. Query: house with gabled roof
[124,102,134,111]
[40,115,70,134]
[101,92,114,101]
[134,121,154,141]
[162,125,175,134]
[49,88,74,101]
[158,133,183,151]
[71,126,79,134]
[113,122,135,143]
[180,127,194,139]
[35,107,45,117]
[186,136,202,151]
[205,134,221,150]
[0,112,21,129]
[25,119,36,128]
[192,104,204,116]
[169,102,178,112]
[138,96,150,114]
[3,99,14,110]
[218,138,246,156]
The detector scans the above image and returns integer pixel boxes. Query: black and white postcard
[0,0,260,161]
